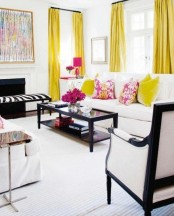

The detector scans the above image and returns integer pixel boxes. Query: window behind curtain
[126,8,154,73]
[60,11,73,76]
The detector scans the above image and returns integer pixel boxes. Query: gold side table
[0,131,31,212]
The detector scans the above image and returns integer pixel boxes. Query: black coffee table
[37,103,118,152]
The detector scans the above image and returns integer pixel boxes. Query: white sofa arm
[24,130,40,156]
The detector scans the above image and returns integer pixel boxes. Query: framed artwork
[91,37,107,64]
[0,8,34,63]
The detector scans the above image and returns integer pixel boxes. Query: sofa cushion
[119,78,139,105]
[81,79,94,96]
[92,78,115,99]
[81,97,119,112]
[116,103,153,121]
[137,75,159,106]
[115,78,130,99]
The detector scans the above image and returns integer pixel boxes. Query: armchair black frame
[106,102,174,216]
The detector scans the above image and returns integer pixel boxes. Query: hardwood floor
[3,110,38,119]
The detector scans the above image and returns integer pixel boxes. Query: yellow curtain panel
[110,3,126,72]
[153,0,174,74]
[48,8,60,101]
[72,12,85,76]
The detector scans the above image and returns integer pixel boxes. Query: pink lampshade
[73,57,82,67]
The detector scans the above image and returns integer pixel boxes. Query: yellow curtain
[48,8,60,101]
[72,12,85,76]
[153,0,174,74]
[110,3,126,72]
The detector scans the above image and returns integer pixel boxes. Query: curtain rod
[112,0,129,4]
[51,7,81,13]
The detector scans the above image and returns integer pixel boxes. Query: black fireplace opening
[0,78,26,117]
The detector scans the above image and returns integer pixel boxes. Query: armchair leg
[107,175,111,204]
[144,210,151,216]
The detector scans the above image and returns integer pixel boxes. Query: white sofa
[0,118,42,194]
[81,73,174,138]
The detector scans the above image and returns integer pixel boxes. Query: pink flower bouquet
[66,66,74,73]
[61,88,86,104]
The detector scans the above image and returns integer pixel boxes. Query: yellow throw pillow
[140,74,151,83]
[81,79,94,96]
[137,75,159,106]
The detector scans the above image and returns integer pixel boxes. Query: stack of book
[55,116,74,127]
[48,101,68,108]
[68,123,92,136]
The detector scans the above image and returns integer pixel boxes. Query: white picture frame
[91,37,107,64]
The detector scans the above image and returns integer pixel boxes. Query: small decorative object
[68,103,79,113]
[80,106,92,114]
[73,57,82,78]
[61,88,86,112]
[66,65,74,74]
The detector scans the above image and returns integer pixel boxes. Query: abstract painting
[0,8,34,63]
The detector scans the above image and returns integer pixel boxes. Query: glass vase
[68,102,79,113]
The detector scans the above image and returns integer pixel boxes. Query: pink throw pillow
[119,78,139,105]
[92,79,115,100]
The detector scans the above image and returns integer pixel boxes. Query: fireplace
[0,78,26,117]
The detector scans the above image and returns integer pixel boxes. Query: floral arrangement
[66,65,74,73]
[62,88,86,104]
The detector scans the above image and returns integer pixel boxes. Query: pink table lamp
[73,57,82,78]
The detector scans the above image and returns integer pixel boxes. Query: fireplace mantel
[0,64,39,69]
[0,66,39,111]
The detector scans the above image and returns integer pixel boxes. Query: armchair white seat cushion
[107,128,149,199]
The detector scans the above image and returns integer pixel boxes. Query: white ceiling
[48,0,116,10]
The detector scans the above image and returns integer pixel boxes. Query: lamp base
[75,68,80,79]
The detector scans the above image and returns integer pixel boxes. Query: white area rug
[0,114,173,216]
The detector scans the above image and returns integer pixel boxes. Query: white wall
[0,0,48,110]
[59,10,73,76]
[83,0,154,77]
[83,4,110,77]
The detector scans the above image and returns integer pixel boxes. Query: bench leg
[41,100,45,114]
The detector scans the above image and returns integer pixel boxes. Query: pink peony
[66,66,74,71]
[62,88,86,104]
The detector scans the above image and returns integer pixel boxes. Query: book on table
[55,116,74,127]
[55,118,95,136]
[68,122,89,132]
[48,101,68,108]
[68,122,95,136]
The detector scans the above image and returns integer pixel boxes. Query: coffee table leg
[37,104,41,129]
[113,113,118,128]
[89,121,94,152]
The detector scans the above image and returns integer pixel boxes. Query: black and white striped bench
[0,93,51,104]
